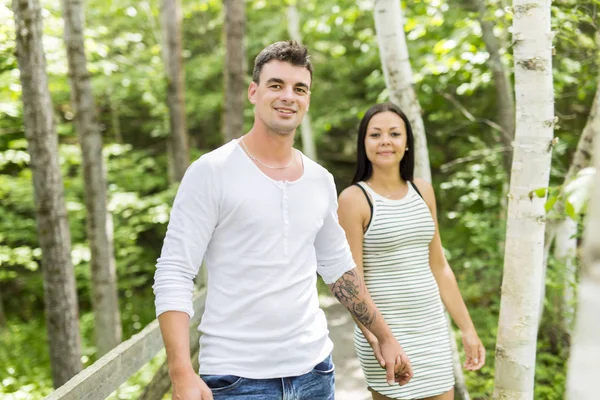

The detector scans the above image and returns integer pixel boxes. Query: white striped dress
[354,181,455,399]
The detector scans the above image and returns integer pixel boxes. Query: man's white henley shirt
[153,139,356,379]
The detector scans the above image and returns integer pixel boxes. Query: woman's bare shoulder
[338,185,371,214]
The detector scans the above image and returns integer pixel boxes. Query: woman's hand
[461,329,485,371]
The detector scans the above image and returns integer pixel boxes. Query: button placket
[282,183,290,255]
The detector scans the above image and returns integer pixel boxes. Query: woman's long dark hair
[351,103,415,185]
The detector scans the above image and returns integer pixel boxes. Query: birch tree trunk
[373,0,431,182]
[223,0,245,143]
[12,0,83,387]
[492,0,554,398]
[287,4,317,161]
[566,109,600,400]
[160,0,189,183]
[446,313,471,400]
[374,1,468,395]
[61,0,122,356]
[540,82,599,331]
[470,0,516,259]
[471,0,515,172]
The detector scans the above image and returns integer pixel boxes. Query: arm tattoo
[329,269,377,328]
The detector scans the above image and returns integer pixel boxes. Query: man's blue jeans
[200,354,335,399]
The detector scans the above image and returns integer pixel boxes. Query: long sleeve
[314,173,356,283]
[153,157,220,318]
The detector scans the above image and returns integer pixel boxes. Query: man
[154,40,412,400]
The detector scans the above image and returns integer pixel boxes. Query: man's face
[248,60,311,136]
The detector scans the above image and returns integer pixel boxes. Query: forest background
[0,0,597,398]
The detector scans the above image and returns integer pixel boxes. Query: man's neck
[244,127,296,163]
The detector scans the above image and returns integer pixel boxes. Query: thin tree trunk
[61,0,122,356]
[446,314,471,400]
[12,0,83,387]
[471,0,515,172]
[470,0,515,260]
[554,218,577,328]
[160,0,189,183]
[287,4,317,160]
[373,0,431,182]
[374,1,468,394]
[566,113,600,400]
[539,81,598,330]
[223,0,245,143]
[492,0,554,398]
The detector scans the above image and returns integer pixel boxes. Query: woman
[337,103,485,400]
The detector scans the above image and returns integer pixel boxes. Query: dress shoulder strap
[409,181,423,199]
[354,182,373,233]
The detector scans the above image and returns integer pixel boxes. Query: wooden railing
[45,290,206,400]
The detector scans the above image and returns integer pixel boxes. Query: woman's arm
[413,178,486,371]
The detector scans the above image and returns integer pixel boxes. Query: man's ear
[248,82,257,105]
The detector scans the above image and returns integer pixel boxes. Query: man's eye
[295,88,307,94]
[270,84,282,89]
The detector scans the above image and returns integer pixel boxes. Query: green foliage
[0,319,53,399]
[1,0,598,397]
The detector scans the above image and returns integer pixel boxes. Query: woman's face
[364,111,407,169]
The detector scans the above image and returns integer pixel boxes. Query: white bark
[566,102,600,400]
[492,1,554,398]
[160,0,189,183]
[373,0,431,182]
[540,81,598,330]
[12,0,83,386]
[374,1,468,394]
[471,0,515,172]
[287,4,317,161]
[446,314,471,400]
[223,0,246,142]
[554,218,577,327]
[61,0,122,356]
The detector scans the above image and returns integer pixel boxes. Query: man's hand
[171,369,213,400]
[367,336,413,386]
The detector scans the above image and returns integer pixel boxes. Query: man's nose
[279,86,295,102]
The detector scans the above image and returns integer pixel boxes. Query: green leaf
[532,187,548,198]
[565,200,577,221]
[544,196,558,213]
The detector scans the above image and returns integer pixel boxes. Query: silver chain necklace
[240,137,295,170]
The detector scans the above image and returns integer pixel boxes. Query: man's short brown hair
[252,40,313,86]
